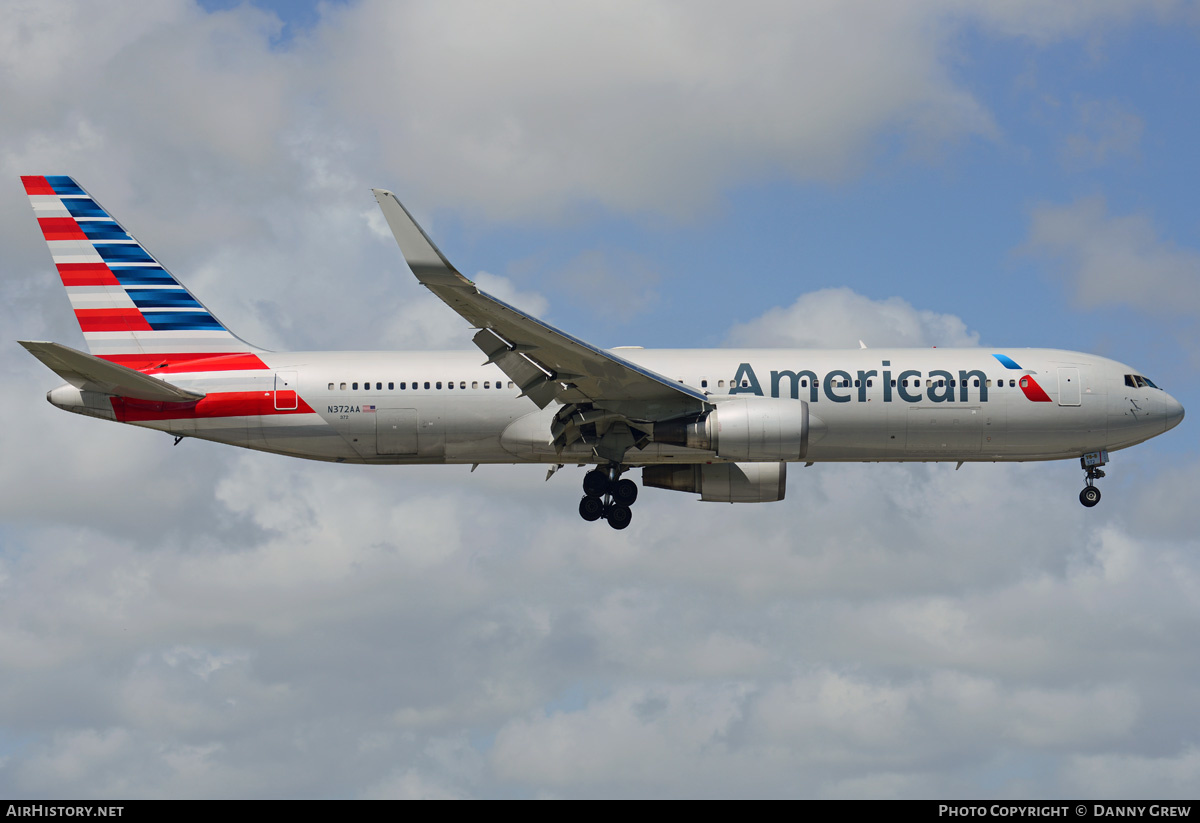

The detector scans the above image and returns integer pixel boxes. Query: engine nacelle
[643,462,787,503]
[654,397,808,461]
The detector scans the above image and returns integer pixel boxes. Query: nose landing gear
[1079,451,1108,508]
[579,465,637,529]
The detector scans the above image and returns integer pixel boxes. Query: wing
[372,189,709,457]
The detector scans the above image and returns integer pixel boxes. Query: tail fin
[21,175,264,371]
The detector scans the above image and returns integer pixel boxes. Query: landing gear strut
[579,464,637,529]
[1079,451,1108,508]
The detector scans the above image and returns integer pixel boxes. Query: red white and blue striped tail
[22,175,266,372]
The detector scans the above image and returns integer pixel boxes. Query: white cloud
[1023,196,1200,315]
[725,287,980,348]
[1063,747,1200,798]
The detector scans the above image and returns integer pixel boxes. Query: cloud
[1063,748,1200,798]
[1022,196,1200,315]
[725,287,980,348]
[311,0,1003,219]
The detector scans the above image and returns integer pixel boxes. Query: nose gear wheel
[1079,453,1107,508]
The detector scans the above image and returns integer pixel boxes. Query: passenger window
[801,380,808,388]
[742,379,749,387]
[974,379,980,387]
[890,380,895,388]
[718,380,725,388]
[701,380,708,388]
[448,381,454,390]
[424,382,430,390]
[388,382,394,390]
[508,382,514,389]
[340,382,347,390]
[328,383,334,390]
[438,382,443,390]
[399,383,405,390]
[1010,380,1016,388]
[352,382,358,390]
[472,381,478,389]
[460,381,466,389]
[484,381,490,389]
[376,382,382,390]
[867,380,872,387]
[854,380,860,388]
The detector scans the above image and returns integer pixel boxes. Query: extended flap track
[473,327,563,409]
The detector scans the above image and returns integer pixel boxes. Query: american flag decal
[363,405,376,413]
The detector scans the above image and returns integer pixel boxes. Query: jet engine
[643,461,787,503]
[653,397,808,461]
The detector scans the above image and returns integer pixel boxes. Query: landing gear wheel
[606,503,632,530]
[612,478,638,506]
[1080,486,1101,507]
[582,469,609,498]
[579,495,605,521]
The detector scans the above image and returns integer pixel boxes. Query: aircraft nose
[1164,393,1185,433]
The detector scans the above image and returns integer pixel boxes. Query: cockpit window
[1125,374,1159,389]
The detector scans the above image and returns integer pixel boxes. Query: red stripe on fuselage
[58,263,121,286]
[22,176,54,195]
[1020,376,1053,402]
[111,391,315,422]
[97,352,270,373]
[39,217,86,241]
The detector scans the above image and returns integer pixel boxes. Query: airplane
[19,175,1185,530]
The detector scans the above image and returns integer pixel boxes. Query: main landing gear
[1079,451,1108,508]
[578,465,638,530]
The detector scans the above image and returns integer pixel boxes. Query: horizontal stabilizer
[19,340,206,402]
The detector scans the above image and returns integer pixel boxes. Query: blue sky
[0,0,1197,799]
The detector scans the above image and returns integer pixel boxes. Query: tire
[606,503,633,530]
[579,495,605,521]
[612,478,638,506]
[1079,486,1101,507]
[582,469,609,498]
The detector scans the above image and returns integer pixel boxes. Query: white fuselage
[52,346,1185,467]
